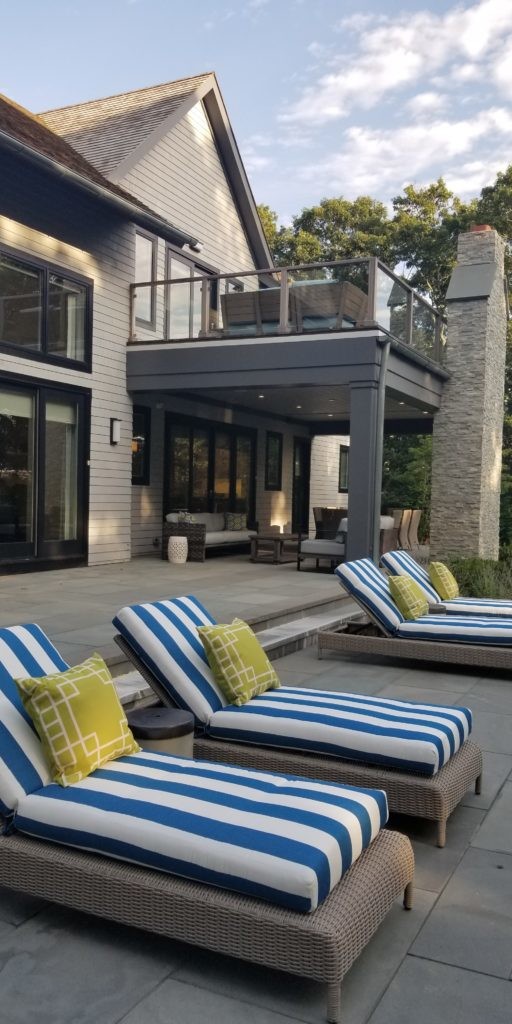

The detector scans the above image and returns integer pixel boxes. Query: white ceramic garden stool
[168,535,188,564]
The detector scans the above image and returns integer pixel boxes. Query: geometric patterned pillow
[428,562,460,600]
[389,575,429,620]
[15,653,140,787]
[224,512,247,531]
[197,618,280,706]
[177,511,195,523]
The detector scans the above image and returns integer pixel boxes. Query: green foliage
[257,204,279,257]
[381,435,432,538]
[447,556,512,599]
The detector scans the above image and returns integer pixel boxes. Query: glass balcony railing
[129,257,445,364]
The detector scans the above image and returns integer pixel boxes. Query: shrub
[447,556,512,599]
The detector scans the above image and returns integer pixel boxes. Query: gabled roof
[41,73,213,176]
[0,92,200,248]
[41,74,273,268]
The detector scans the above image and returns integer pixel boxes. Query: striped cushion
[207,686,471,776]
[442,598,512,616]
[0,624,69,816]
[113,596,227,724]
[14,750,387,912]
[381,551,440,604]
[335,559,404,634]
[397,615,512,644]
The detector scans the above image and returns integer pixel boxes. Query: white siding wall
[0,213,134,566]
[131,394,310,556]
[309,435,350,535]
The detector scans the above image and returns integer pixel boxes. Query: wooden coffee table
[250,533,298,564]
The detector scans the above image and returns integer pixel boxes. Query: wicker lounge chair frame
[0,821,413,1024]
[114,634,483,848]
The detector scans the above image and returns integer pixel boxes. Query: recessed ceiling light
[329,399,335,403]
[296,404,302,409]
[398,401,405,406]
[258,394,265,399]
[327,413,334,417]
[422,410,429,415]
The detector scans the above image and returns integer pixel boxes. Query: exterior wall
[0,212,135,566]
[430,228,507,559]
[308,435,350,535]
[131,394,310,556]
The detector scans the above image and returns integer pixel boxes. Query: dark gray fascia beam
[0,131,199,250]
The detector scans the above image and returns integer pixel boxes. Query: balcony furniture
[250,532,298,564]
[297,535,345,571]
[398,509,413,549]
[113,594,482,847]
[381,549,512,617]
[221,288,285,337]
[291,280,368,332]
[127,707,194,757]
[408,509,422,549]
[315,506,348,539]
[163,512,257,562]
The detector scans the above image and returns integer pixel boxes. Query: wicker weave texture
[0,830,413,1023]
[318,624,512,669]
[162,522,206,562]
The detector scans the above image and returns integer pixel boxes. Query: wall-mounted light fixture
[110,418,121,445]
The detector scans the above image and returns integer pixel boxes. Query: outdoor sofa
[163,512,257,561]
[381,549,512,616]
[0,623,414,1024]
[113,596,482,847]
[318,557,512,675]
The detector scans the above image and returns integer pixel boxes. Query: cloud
[280,0,512,124]
[405,91,447,116]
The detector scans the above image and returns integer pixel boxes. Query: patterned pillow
[224,512,247,531]
[389,575,429,620]
[197,618,280,706]
[429,562,459,600]
[15,653,140,786]
[177,511,195,524]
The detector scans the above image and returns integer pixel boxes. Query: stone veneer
[430,228,507,559]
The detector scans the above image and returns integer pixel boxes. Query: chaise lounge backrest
[0,624,69,815]
[113,595,227,724]
[381,550,440,604]
[335,559,405,636]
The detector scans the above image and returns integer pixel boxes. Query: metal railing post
[200,277,211,337]
[129,284,137,342]
[405,291,413,347]
[279,269,290,333]
[367,258,378,324]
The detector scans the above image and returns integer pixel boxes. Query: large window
[135,232,156,327]
[165,415,256,521]
[0,248,91,367]
[338,444,349,491]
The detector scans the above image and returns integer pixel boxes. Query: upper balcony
[129,256,446,366]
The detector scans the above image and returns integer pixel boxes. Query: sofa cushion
[225,512,247,531]
[206,530,254,545]
[301,539,345,557]
[14,749,388,913]
[194,513,225,532]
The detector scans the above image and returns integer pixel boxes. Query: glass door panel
[169,425,190,510]
[292,438,311,534]
[43,399,78,542]
[191,428,209,511]
[167,257,192,339]
[235,435,252,515]
[0,388,35,556]
[214,430,231,513]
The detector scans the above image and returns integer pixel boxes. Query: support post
[346,380,383,561]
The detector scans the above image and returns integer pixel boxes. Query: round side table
[168,535,188,564]
[127,707,194,758]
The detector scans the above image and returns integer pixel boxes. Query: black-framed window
[338,444,349,491]
[265,431,283,491]
[135,231,157,328]
[132,405,151,484]
[0,246,92,370]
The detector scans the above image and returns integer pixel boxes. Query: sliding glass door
[165,415,256,522]
[0,380,88,567]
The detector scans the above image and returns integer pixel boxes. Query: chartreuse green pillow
[198,618,280,706]
[389,574,429,620]
[429,562,460,600]
[15,653,140,787]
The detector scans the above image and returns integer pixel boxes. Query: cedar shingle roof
[41,73,214,175]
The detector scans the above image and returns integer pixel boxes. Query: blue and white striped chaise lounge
[113,597,483,847]
[381,549,512,617]
[0,622,414,1024]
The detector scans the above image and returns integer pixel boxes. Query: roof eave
[0,128,200,249]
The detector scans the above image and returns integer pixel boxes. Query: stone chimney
[430,226,508,560]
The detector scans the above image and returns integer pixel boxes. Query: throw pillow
[429,562,460,600]
[389,575,429,620]
[177,511,195,523]
[15,653,140,786]
[224,512,247,531]
[197,618,280,706]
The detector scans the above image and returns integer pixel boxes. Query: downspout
[372,338,391,561]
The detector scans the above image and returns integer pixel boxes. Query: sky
[2,0,512,224]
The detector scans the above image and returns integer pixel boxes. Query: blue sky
[2,0,512,223]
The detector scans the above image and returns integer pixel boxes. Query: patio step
[113,599,362,708]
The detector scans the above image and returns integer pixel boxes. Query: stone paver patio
[1,641,512,1023]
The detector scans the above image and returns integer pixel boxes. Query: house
[0,75,349,573]
[0,75,506,573]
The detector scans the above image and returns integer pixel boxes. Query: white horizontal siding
[309,435,350,535]
[0,212,135,567]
